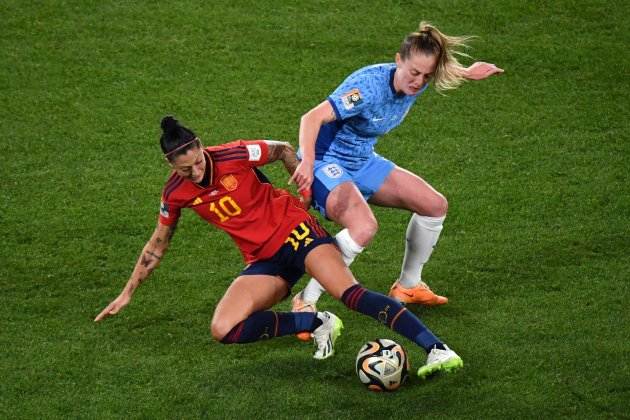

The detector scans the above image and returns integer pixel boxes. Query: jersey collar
[389,67,407,98]
[195,149,214,188]
[389,67,398,96]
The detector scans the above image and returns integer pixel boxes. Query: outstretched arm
[463,62,504,80]
[94,222,176,322]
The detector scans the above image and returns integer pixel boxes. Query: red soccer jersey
[159,140,312,264]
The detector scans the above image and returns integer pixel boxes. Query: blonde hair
[399,21,473,91]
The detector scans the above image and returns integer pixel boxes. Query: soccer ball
[355,339,409,392]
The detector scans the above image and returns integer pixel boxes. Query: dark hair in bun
[160,115,200,160]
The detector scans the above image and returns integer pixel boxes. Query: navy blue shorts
[240,218,335,289]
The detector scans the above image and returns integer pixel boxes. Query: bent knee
[338,213,378,247]
[348,216,378,246]
[210,317,237,342]
[329,208,379,247]
[434,194,448,217]
[422,194,448,217]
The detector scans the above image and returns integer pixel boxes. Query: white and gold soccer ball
[355,338,409,392]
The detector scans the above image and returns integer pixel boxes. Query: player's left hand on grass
[464,62,504,80]
[94,293,130,322]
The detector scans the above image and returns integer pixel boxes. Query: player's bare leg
[369,166,448,305]
[304,243,462,376]
[304,243,358,299]
[212,274,342,359]
[293,181,372,340]
[211,274,288,341]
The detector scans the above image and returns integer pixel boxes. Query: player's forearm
[279,144,299,176]
[126,247,163,291]
[265,141,299,176]
[298,112,321,164]
[122,235,170,296]
[299,101,336,164]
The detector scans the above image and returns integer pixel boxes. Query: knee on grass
[210,317,239,343]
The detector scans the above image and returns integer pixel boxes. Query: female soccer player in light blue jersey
[290,21,503,319]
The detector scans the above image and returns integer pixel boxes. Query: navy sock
[341,284,445,353]
[221,311,318,344]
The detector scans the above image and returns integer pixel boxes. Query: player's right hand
[289,160,314,192]
[464,62,504,80]
[94,293,130,322]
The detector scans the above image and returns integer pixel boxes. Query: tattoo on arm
[264,140,299,175]
[280,147,299,176]
[140,254,151,268]
[147,251,162,260]
[265,141,287,162]
[132,229,169,287]
[140,252,160,269]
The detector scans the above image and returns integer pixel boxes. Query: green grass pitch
[1,1,629,418]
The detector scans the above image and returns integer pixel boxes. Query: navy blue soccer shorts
[240,218,335,290]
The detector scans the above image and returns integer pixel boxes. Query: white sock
[301,229,364,303]
[398,214,445,289]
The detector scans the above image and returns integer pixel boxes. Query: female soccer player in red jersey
[95,116,463,378]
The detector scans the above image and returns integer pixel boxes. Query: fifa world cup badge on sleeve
[246,144,262,161]
[341,88,363,110]
[160,201,169,218]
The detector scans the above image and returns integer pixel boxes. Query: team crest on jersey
[220,174,239,191]
[160,201,169,218]
[341,88,363,110]
[323,163,343,179]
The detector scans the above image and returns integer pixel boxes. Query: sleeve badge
[160,201,170,218]
[341,88,363,110]
[246,144,262,161]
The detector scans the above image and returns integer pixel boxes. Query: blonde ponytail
[399,21,473,91]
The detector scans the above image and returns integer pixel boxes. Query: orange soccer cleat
[389,281,448,306]
[291,291,317,342]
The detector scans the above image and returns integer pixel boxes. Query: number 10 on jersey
[209,196,242,222]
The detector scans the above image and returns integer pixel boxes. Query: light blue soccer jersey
[314,63,428,170]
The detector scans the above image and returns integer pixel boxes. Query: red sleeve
[239,140,270,167]
[158,173,183,225]
[158,197,181,226]
[211,140,269,167]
